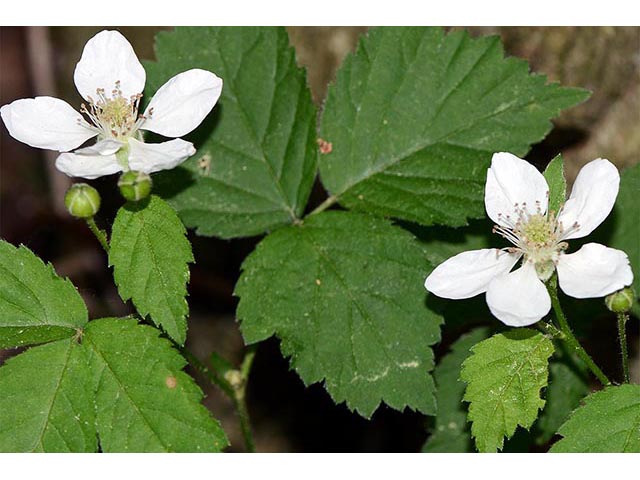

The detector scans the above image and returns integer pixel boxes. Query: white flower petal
[73,30,146,101]
[557,159,619,240]
[424,249,521,299]
[0,97,96,152]
[75,138,123,156]
[486,261,551,327]
[557,243,633,298]
[484,152,549,227]
[141,69,223,138]
[128,138,196,173]
[55,152,122,179]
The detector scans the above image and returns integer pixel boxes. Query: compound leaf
[461,329,554,452]
[551,384,640,452]
[0,338,95,452]
[83,318,228,452]
[109,196,193,345]
[423,327,490,452]
[319,27,589,227]
[0,241,87,348]
[236,211,442,418]
[146,27,317,239]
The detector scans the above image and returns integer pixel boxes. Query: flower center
[492,201,575,281]
[80,81,150,140]
[519,213,555,247]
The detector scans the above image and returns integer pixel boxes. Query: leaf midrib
[214,33,299,222]
[334,96,539,199]
[32,340,74,452]
[86,334,171,452]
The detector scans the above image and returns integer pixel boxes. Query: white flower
[424,152,634,327]
[0,30,223,179]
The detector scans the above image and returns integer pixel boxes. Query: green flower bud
[64,183,101,218]
[118,170,152,201]
[605,287,635,314]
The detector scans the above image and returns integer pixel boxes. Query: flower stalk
[546,275,610,386]
[85,217,110,254]
[233,346,257,453]
[617,313,630,383]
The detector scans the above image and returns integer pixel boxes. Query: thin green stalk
[234,345,257,453]
[85,217,110,253]
[617,313,630,383]
[546,275,610,386]
[183,345,257,452]
[240,345,257,380]
[181,348,234,398]
[308,195,337,217]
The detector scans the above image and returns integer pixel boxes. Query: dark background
[1,27,638,452]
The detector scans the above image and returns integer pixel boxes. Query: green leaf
[0,241,87,348]
[461,329,554,452]
[236,211,442,417]
[319,27,589,227]
[423,327,490,452]
[543,154,566,216]
[146,27,317,239]
[0,338,96,452]
[83,318,228,452]
[535,354,589,445]
[551,384,640,452]
[591,163,640,317]
[109,196,193,345]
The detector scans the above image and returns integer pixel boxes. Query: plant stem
[617,313,630,383]
[234,345,257,453]
[546,275,610,386]
[240,345,257,382]
[182,345,257,452]
[308,195,337,216]
[181,348,234,397]
[85,217,110,253]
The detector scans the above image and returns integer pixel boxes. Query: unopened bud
[605,287,635,314]
[64,183,101,218]
[118,170,152,201]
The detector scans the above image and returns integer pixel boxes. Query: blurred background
[1,26,639,452]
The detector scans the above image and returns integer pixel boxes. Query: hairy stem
[234,345,257,453]
[183,345,257,452]
[181,348,234,397]
[85,217,110,253]
[308,195,337,217]
[617,313,630,383]
[546,275,610,386]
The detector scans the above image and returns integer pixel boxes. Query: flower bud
[605,287,635,314]
[118,170,152,201]
[64,183,101,218]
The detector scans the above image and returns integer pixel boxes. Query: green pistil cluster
[493,203,573,281]
[100,96,131,130]
[520,213,555,247]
